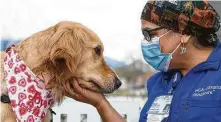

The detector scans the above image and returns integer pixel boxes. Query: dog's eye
[94,46,101,55]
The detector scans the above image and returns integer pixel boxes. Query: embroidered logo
[193,86,221,97]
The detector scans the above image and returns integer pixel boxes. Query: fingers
[65,80,74,92]
[65,78,86,98]
[64,78,77,96]
[72,79,87,96]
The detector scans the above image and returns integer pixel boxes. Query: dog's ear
[50,47,79,73]
[50,48,72,73]
[49,24,84,74]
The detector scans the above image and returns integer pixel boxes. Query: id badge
[147,95,173,122]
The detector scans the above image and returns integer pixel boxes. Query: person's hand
[65,78,126,122]
[65,78,106,109]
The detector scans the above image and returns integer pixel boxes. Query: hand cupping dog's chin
[78,78,101,93]
[62,78,98,97]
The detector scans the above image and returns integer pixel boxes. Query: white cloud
[1,0,148,61]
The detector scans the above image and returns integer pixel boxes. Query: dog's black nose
[114,77,122,89]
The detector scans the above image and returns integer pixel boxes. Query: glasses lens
[142,26,165,41]
[142,30,151,41]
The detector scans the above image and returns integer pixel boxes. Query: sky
[0,0,148,62]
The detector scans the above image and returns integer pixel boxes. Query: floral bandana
[3,46,54,122]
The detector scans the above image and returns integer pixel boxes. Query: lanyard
[168,73,179,95]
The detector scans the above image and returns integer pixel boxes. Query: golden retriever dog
[0,21,121,122]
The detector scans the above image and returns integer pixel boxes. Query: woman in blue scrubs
[66,1,221,122]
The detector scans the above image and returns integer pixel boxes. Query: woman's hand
[65,78,106,108]
[65,78,126,122]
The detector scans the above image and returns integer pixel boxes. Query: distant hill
[104,57,126,69]
[1,40,21,51]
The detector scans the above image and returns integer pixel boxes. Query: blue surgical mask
[141,31,180,72]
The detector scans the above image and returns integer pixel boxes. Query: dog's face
[75,35,121,93]
[29,21,121,102]
[65,23,122,93]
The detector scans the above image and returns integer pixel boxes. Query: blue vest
[139,43,221,122]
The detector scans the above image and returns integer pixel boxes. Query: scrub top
[139,43,221,122]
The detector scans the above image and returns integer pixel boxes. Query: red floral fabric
[3,46,54,122]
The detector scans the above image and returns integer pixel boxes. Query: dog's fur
[1,21,121,122]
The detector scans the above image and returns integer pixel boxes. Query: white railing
[53,97,145,122]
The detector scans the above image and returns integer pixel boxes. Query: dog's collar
[49,108,56,115]
[1,78,10,103]
[3,45,54,121]
[1,94,10,103]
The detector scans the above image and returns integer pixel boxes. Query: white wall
[53,97,143,122]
